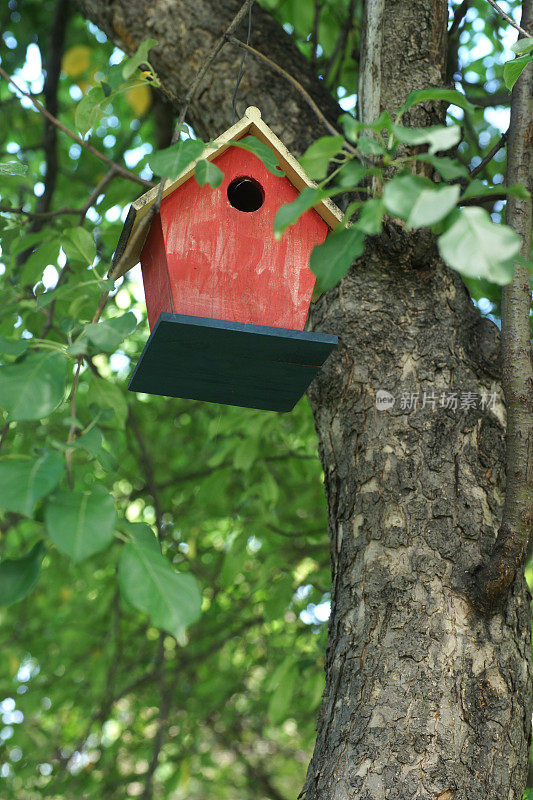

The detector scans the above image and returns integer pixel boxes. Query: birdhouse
[112,107,340,412]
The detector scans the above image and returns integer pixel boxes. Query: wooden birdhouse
[112,107,341,412]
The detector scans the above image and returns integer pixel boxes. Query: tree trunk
[306,236,531,799]
[75,0,532,796]
[305,3,532,798]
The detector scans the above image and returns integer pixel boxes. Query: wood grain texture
[113,107,342,276]
[128,312,338,411]
[155,146,328,330]
[139,214,173,330]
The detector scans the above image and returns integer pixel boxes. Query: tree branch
[227,36,357,152]
[484,0,532,37]
[448,0,472,36]
[324,0,358,87]
[0,204,82,218]
[469,131,507,178]
[32,0,70,229]
[0,65,152,189]
[467,2,533,611]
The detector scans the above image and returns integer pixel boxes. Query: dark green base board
[128,313,338,412]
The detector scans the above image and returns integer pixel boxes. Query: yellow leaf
[62,45,92,78]
[125,84,152,115]
[76,80,90,95]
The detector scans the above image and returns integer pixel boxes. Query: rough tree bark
[75,1,532,797]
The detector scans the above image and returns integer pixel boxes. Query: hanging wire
[232,1,254,120]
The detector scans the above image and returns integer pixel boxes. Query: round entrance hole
[227,176,264,212]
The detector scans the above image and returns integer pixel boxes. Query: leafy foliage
[275,92,527,288]
[0,0,530,796]
[0,541,45,606]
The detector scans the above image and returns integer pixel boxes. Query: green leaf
[118,539,202,644]
[0,541,45,607]
[69,426,104,457]
[397,88,475,117]
[355,198,386,234]
[121,521,160,552]
[366,110,393,134]
[267,655,297,725]
[87,374,128,429]
[230,136,285,176]
[406,184,460,228]
[338,199,364,229]
[0,351,68,421]
[274,187,336,239]
[62,228,96,265]
[122,38,158,79]
[438,207,521,285]
[83,312,137,353]
[511,36,533,55]
[0,336,28,357]
[9,231,49,258]
[416,154,469,180]
[299,135,344,180]
[21,238,61,284]
[357,136,385,156]
[0,161,29,176]
[264,575,294,621]
[383,174,430,219]
[45,486,116,563]
[221,535,248,587]
[106,63,127,90]
[310,228,366,291]
[336,159,368,187]
[392,124,461,154]
[75,85,105,136]
[149,138,205,180]
[36,291,58,310]
[504,54,533,90]
[0,453,64,516]
[461,180,530,200]
[338,113,365,142]
[194,159,224,188]
[383,175,460,228]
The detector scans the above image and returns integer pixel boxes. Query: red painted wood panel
[158,147,329,330]
[140,214,173,330]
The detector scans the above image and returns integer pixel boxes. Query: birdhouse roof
[111,106,343,279]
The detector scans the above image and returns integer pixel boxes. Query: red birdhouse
[113,107,340,412]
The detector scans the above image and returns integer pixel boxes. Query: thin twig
[0,204,81,218]
[128,406,165,540]
[311,0,321,68]
[228,36,358,154]
[469,131,507,178]
[464,91,510,107]
[65,358,83,490]
[33,0,70,227]
[324,0,357,86]
[78,166,118,223]
[449,0,472,36]
[0,423,10,453]
[140,635,175,800]
[484,0,532,37]
[0,64,152,189]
